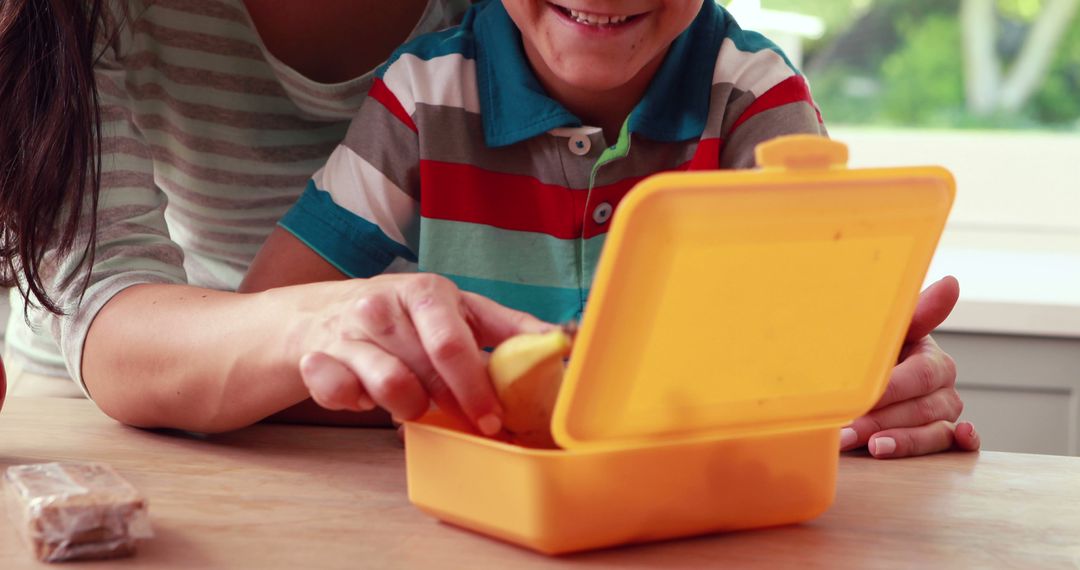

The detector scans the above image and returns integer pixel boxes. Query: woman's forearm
[83,283,314,433]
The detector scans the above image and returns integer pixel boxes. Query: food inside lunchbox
[488,329,572,449]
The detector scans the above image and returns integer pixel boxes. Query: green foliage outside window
[735,0,1080,130]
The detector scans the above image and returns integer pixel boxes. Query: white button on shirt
[569,134,591,156]
[592,202,613,224]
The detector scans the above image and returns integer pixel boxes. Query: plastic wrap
[4,462,152,562]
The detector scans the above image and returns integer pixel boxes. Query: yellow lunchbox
[404,135,955,554]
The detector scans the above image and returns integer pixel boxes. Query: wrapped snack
[4,462,152,562]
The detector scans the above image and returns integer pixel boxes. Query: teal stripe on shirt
[417,218,606,290]
[374,2,483,79]
[279,180,417,278]
[442,273,586,324]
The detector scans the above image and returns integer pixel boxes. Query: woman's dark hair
[0,0,106,315]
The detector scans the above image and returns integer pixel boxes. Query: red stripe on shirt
[420,161,654,239]
[729,75,821,134]
[686,138,722,170]
[369,79,417,133]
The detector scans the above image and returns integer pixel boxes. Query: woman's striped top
[6,0,470,389]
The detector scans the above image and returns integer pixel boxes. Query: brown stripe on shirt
[720,102,826,169]
[706,82,751,140]
[117,80,342,130]
[100,134,154,160]
[132,18,263,60]
[411,103,701,189]
[147,143,311,187]
[126,52,287,97]
[150,0,248,25]
[165,201,289,228]
[157,177,303,210]
[340,99,422,199]
[100,169,157,189]
[133,113,339,163]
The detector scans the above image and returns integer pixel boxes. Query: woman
[0,0,978,458]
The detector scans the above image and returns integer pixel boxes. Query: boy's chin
[552,68,640,94]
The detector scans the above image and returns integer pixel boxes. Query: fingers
[865,420,979,458]
[300,343,430,421]
[305,274,555,437]
[865,420,958,459]
[399,275,503,435]
[842,420,980,458]
[842,387,963,451]
[954,421,981,451]
[907,276,960,342]
[344,294,464,421]
[875,336,957,410]
[299,351,375,412]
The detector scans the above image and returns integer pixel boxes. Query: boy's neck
[522,44,669,143]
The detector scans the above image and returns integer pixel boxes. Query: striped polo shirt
[281,0,825,325]
[6,0,471,386]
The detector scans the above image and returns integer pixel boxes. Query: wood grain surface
[1,397,1077,569]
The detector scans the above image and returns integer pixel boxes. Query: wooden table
[1,398,1078,569]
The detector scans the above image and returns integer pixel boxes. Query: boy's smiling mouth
[547,2,648,28]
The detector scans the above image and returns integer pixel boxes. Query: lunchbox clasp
[756,135,848,172]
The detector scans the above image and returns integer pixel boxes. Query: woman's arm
[83,283,313,432]
[83,226,363,432]
[83,225,551,434]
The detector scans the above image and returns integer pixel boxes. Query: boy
[241,0,824,431]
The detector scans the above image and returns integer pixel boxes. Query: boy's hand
[840,276,982,458]
[295,274,553,436]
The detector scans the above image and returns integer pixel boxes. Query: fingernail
[871,437,896,457]
[299,352,318,374]
[477,413,502,436]
[840,427,857,449]
[298,354,344,410]
[357,393,376,411]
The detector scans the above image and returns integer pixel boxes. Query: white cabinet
[938,332,1080,456]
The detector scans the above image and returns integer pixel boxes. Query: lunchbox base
[405,413,839,555]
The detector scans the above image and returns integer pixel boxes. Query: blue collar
[473,0,725,148]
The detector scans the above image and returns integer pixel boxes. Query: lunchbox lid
[551,135,955,451]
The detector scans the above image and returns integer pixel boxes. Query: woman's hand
[840,276,981,458]
[238,228,554,435]
[289,274,552,436]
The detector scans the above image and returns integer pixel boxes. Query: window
[731,0,1080,131]
[726,0,1080,337]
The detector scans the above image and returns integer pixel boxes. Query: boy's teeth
[567,8,629,26]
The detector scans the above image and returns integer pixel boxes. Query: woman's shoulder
[97,0,255,58]
[100,0,253,32]
[98,0,148,34]
[102,0,240,23]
